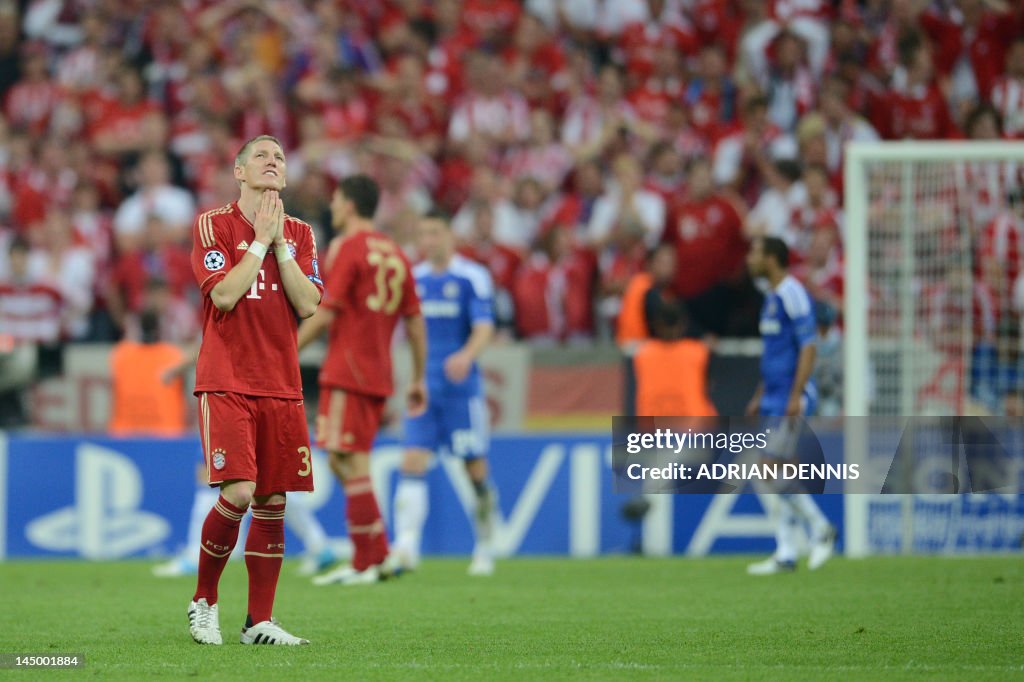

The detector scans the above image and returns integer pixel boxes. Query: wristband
[247,241,268,260]
[275,244,294,263]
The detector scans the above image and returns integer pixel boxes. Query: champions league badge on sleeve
[204,250,226,271]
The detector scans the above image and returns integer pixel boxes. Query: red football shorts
[316,387,386,453]
[198,392,314,496]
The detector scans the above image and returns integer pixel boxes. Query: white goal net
[843,142,1024,556]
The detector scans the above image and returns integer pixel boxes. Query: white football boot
[240,618,310,645]
[188,598,222,645]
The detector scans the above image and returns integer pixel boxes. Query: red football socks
[193,496,246,605]
[245,502,285,625]
[345,476,388,571]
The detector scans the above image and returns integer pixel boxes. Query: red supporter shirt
[459,242,522,292]
[878,84,958,140]
[319,230,420,398]
[665,194,746,298]
[191,202,323,399]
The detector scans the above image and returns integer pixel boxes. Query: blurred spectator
[588,153,665,251]
[107,214,193,334]
[5,41,59,135]
[504,12,570,110]
[108,307,187,436]
[28,209,94,339]
[448,50,531,149]
[793,227,843,311]
[976,187,1024,329]
[459,202,523,334]
[370,54,444,157]
[513,227,592,344]
[0,235,59,425]
[452,165,518,247]
[561,64,651,161]
[992,37,1024,139]
[684,44,737,141]
[960,103,1018,227]
[748,29,816,133]
[916,0,1022,118]
[644,140,685,205]
[55,10,109,95]
[370,139,435,234]
[877,35,957,140]
[664,157,747,330]
[543,160,606,243]
[816,74,879,178]
[713,95,798,203]
[12,137,77,229]
[740,0,831,81]
[788,162,841,261]
[501,109,573,193]
[90,64,167,158]
[505,177,550,251]
[113,150,195,247]
[745,159,805,244]
[0,233,61,344]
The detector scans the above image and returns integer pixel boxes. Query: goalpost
[843,141,1024,557]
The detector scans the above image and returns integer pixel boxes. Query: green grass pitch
[0,556,1020,680]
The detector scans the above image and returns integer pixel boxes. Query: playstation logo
[26,443,170,559]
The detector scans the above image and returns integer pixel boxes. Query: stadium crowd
[0,0,1023,360]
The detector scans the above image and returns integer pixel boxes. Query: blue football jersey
[413,255,494,396]
[759,275,818,415]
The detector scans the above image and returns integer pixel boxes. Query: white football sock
[471,479,497,554]
[774,495,800,563]
[393,475,428,564]
[791,494,830,538]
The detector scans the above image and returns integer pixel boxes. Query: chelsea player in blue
[392,210,498,577]
[744,237,836,575]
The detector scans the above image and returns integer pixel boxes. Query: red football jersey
[320,230,420,398]
[191,202,324,399]
[665,194,746,298]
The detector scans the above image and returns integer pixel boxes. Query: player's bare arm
[296,307,334,351]
[405,313,428,416]
[209,190,279,312]
[274,207,321,319]
[786,344,817,417]
[444,321,494,384]
[161,340,201,385]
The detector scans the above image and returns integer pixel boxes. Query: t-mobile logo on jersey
[246,269,279,299]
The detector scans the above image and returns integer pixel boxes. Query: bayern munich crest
[212,448,226,470]
[204,250,226,271]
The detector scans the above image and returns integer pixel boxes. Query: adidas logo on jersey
[237,240,249,250]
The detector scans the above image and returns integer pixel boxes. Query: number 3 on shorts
[297,446,311,476]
